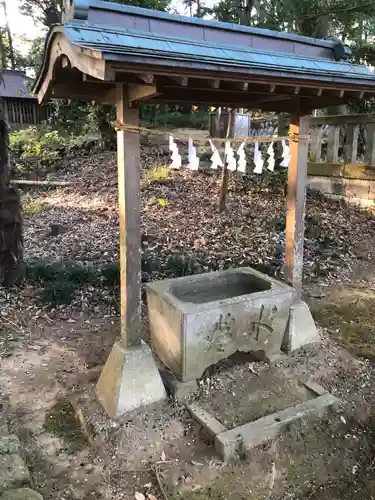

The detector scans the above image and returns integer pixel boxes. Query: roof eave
[33,26,106,102]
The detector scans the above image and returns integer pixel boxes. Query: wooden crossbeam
[52,82,116,104]
[128,84,159,104]
[137,74,154,84]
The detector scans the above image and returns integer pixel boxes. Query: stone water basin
[146,268,295,382]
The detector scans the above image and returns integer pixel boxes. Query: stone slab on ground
[187,403,227,438]
[0,435,21,455]
[0,407,9,436]
[215,393,340,461]
[0,489,43,500]
[0,454,31,493]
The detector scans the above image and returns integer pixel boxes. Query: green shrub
[10,128,67,167]
[26,260,64,284]
[142,252,161,274]
[39,281,77,306]
[23,197,48,215]
[101,262,120,287]
[9,127,102,176]
[26,260,96,306]
[165,254,203,277]
[152,110,208,130]
[63,262,96,285]
[25,255,164,306]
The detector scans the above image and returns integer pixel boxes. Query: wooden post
[218,109,234,212]
[96,88,167,416]
[116,84,142,348]
[285,115,310,302]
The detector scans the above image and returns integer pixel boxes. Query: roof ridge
[66,23,349,66]
[65,0,350,54]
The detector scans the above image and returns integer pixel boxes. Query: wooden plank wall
[5,99,52,128]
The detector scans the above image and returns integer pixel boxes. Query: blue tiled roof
[34,0,375,99]
[63,23,373,83]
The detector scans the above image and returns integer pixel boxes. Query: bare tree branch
[296,1,374,21]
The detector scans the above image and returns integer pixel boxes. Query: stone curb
[187,403,227,438]
[186,385,339,462]
[215,393,340,461]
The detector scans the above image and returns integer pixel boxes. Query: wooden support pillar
[96,85,167,417]
[283,114,319,352]
[116,84,142,347]
[285,115,310,302]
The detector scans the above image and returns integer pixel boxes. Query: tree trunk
[196,0,201,17]
[2,1,16,69]
[0,31,6,68]
[0,98,23,286]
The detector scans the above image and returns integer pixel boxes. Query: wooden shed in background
[0,69,51,128]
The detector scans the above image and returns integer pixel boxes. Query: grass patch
[23,197,48,215]
[310,287,375,359]
[144,165,171,184]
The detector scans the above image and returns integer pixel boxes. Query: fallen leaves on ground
[2,147,375,328]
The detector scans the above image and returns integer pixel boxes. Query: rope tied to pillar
[112,120,310,145]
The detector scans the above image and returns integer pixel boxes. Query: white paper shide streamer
[187,136,200,171]
[267,142,275,171]
[253,142,264,174]
[225,141,237,172]
[209,140,223,170]
[237,142,246,173]
[168,135,182,169]
[280,140,291,168]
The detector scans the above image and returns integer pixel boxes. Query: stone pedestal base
[283,301,320,352]
[96,341,167,418]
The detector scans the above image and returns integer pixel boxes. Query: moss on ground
[310,287,375,360]
[43,398,88,452]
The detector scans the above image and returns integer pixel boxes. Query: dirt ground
[3,149,375,499]
[2,314,375,500]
